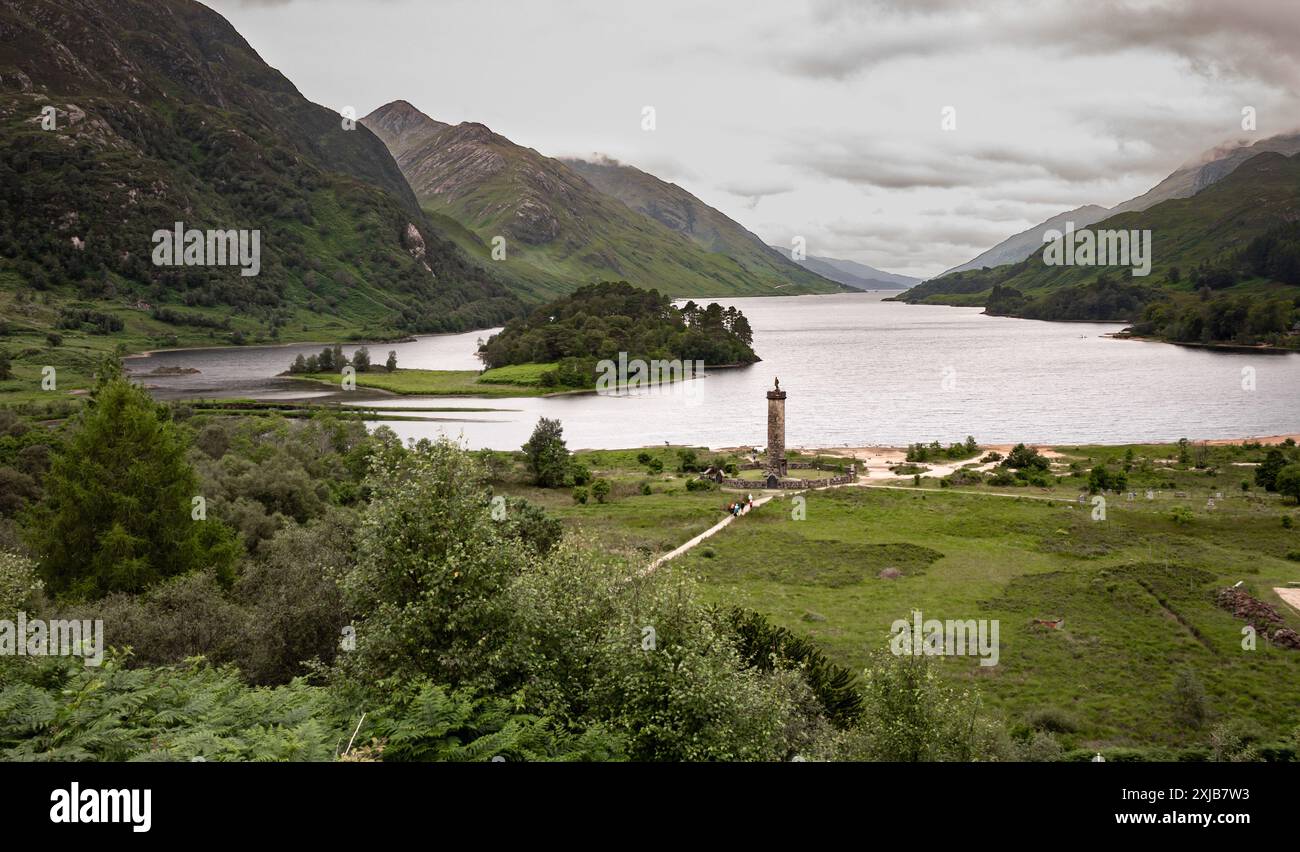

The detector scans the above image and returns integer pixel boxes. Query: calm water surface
[127,293,1300,450]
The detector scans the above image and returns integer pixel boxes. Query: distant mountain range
[362,101,843,300]
[936,133,1300,278]
[938,206,1110,277]
[901,149,1300,346]
[767,246,919,290]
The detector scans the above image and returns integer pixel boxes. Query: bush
[522,417,570,488]
[1018,731,1064,762]
[0,551,43,613]
[1025,707,1080,734]
[337,438,528,691]
[836,653,1009,761]
[572,486,589,504]
[1170,667,1212,731]
[1002,443,1049,471]
[591,479,611,504]
[1276,463,1300,503]
[989,470,1016,487]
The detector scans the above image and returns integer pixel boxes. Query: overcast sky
[208,0,1300,278]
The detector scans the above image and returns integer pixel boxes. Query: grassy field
[298,366,552,397]
[492,440,1300,752]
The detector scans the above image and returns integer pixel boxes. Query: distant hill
[937,206,1110,277]
[937,133,1300,278]
[560,155,837,292]
[362,101,843,300]
[899,151,1300,347]
[0,0,522,351]
[767,246,918,289]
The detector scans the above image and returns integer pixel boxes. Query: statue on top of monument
[774,377,780,390]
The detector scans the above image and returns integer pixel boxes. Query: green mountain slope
[559,154,840,292]
[935,133,1300,277]
[899,151,1300,347]
[0,0,523,385]
[361,101,842,299]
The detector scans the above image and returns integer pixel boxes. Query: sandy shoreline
[706,436,1300,481]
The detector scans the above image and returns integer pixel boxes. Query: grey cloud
[718,180,795,208]
[780,134,1160,193]
[777,0,1300,87]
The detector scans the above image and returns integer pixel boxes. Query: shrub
[1025,706,1080,734]
[522,417,570,488]
[1171,668,1211,730]
[0,551,43,613]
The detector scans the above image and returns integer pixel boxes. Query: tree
[1256,449,1289,491]
[522,417,570,488]
[25,376,238,599]
[1002,443,1048,471]
[840,652,1005,761]
[317,346,335,372]
[339,439,526,690]
[591,479,611,504]
[351,346,371,372]
[1276,464,1300,504]
[385,350,398,373]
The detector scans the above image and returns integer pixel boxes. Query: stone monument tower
[766,377,787,477]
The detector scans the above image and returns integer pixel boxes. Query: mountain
[361,101,842,299]
[0,0,522,356]
[559,154,839,292]
[936,133,1300,278]
[767,245,918,289]
[1107,132,1300,216]
[899,151,1300,347]
[937,205,1110,277]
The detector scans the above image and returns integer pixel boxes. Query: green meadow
[299,364,553,397]
[495,440,1300,753]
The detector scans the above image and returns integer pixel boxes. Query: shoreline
[714,435,1300,458]
[1107,331,1300,354]
[122,329,486,360]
